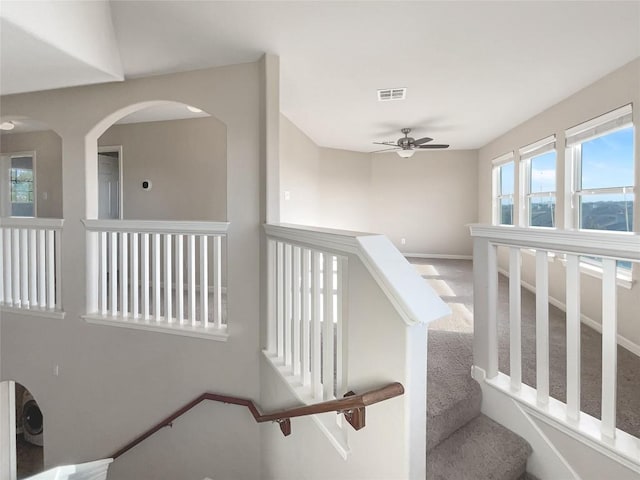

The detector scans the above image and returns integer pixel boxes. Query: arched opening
[0,380,44,479]
[85,101,228,331]
[94,101,227,222]
[0,116,62,219]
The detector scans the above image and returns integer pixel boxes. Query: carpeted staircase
[426,329,533,480]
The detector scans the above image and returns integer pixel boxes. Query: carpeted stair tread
[427,329,482,451]
[427,414,532,480]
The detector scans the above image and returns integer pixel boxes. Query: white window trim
[519,136,556,228]
[492,153,515,225]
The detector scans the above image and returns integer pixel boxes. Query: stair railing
[0,217,64,315]
[470,224,640,466]
[110,382,404,459]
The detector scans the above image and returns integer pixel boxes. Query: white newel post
[472,235,498,379]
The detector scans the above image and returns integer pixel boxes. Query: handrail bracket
[275,418,292,436]
[342,391,366,431]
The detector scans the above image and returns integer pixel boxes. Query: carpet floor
[411,257,640,440]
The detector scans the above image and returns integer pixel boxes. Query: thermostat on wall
[142,180,152,191]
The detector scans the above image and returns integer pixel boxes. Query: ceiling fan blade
[371,147,400,153]
[373,141,397,146]
[413,137,433,145]
[418,144,449,149]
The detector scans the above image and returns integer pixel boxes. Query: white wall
[318,147,372,232]
[371,150,478,256]
[280,115,478,255]
[280,115,320,226]
[0,130,63,218]
[478,58,640,349]
[99,117,227,221]
[0,62,262,479]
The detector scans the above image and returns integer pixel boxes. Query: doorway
[97,146,122,219]
[0,381,44,480]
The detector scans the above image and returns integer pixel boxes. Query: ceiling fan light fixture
[0,121,15,131]
[397,149,415,158]
[186,105,203,113]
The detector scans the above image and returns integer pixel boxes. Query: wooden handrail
[110,382,404,459]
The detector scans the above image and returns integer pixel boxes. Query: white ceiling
[1,1,639,150]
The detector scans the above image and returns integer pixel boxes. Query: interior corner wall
[478,58,640,350]
[371,150,478,256]
[0,130,63,218]
[98,117,227,221]
[317,147,372,232]
[279,114,320,226]
[279,115,478,255]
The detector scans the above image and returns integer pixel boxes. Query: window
[493,153,515,225]
[520,136,556,227]
[8,155,35,217]
[566,104,634,233]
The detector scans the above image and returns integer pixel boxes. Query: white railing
[25,458,112,480]
[263,223,451,459]
[0,217,63,314]
[470,224,640,465]
[83,220,229,340]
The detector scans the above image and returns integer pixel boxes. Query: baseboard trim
[498,268,640,357]
[403,253,472,260]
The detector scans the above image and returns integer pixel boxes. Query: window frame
[565,105,635,232]
[492,152,515,226]
[519,135,557,228]
[1,151,37,218]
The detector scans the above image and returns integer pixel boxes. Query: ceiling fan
[373,128,449,157]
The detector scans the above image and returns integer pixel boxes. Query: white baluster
[284,243,292,367]
[164,233,172,322]
[99,232,107,315]
[601,258,618,439]
[176,234,184,325]
[13,228,20,307]
[131,233,139,319]
[54,229,62,309]
[509,247,522,391]
[566,254,581,423]
[267,239,277,354]
[38,230,45,308]
[110,232,118,316]
[301,248,311,386]
[536,250,550,406]
[153,233,161,321]
[46,230,54,310]
[0,228,3,304]
[213,235,222,329]
[276,242,284,358]
[335,256,347,398]
[29,229,37,307]
[199,235,208,327]
[311,250,322,399]
[292,246,301,377]
[20,229,28,307]
[120,232,129,317]
[188,234,196,326]
[2,229,10,304]
[141,233,150,321]
[323,253,335,400]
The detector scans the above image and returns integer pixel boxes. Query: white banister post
[509,247,522,391]
[266,239,276,354]
[472,236,498,378]
[535,250,550,406]
[86,229,99,314]
[566,254,581,422]
[601,258,618,439]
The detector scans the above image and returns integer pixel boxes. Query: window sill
[83,314,229,341]
[556,257,634,290]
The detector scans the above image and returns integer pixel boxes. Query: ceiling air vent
[377,88,406,101]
